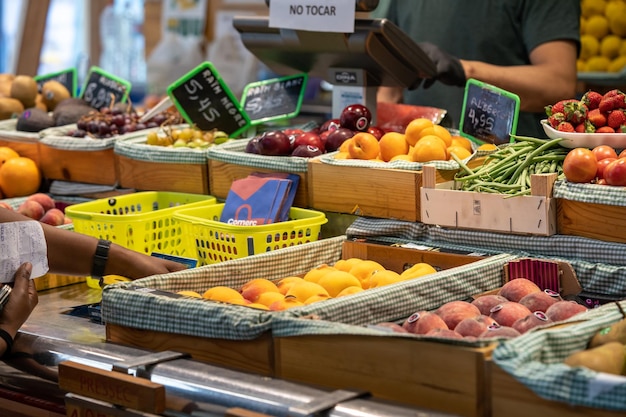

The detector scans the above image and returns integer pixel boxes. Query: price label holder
[80,66,131,109]
[34,67,78,97]
[241,73,308,126]
[167,61,251,137]
[459,78,520,145]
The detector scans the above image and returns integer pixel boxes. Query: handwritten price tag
[34,67,78,97]
[80,66,131,109]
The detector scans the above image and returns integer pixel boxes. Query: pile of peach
[335,118,477,163]
[375,277,589,340]
[0,193,71,226]
[176,258,438,311]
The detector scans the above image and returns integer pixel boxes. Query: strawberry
[581,90,603,110]
[563,101,588,125]
[596,126,615,133]
[599,91,626,113]
[587,108,607,128]
[547,112,565,128]
[575,123,586,133]
[607,110,626,130]
[557,121,575,132]
[545,99,577,117]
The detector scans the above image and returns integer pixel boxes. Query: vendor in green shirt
[374,1,581,139]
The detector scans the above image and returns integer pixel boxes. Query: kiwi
[41,80,71,111]
[10,75,38,108]
[0,97,25,120]
[16,107,55,132]
[34,94,48,111]
[53,104,94,126]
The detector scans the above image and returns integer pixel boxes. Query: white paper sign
[0,221,49,282]
[269,0,356,33]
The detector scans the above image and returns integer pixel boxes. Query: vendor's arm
[0,208,187,279]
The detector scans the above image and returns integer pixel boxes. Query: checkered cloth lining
[101,235,515,340]
[316,149,474,171]
[553,180,626,207]
[39,124,116,151]
[113,125,208,164]
[206,138,310,173]
[492,301,626,411]
[0,118,40,142]
[346,217,626,298]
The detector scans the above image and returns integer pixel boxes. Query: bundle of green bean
[451,135,568,196]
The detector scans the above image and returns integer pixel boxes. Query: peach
[399,262,437,280]
[255,291,286,307]
[372,322,409,334]
[471,294,509,316]
[478,324,521,340]
[317,270,362,297]
[349,260,385,288]
[366,269,403,288]
[454,315,498,338]
[17,199,45,220]
[498,278,541,303]
[26,192,55,211]
[303,293,331,304]
[333,258,363,272]
[518,289,561,313]
[202,286,243,303]
[425,328,464,339]
[0,202,13,211]
[512,311,552,334]
[336,286,364,297]
[240,278,280,302]
[285,281,329,303]
[276,276,306,295]
[347,132,380,160]
[269,296,304,311]
[545,300,588,322]
[489,302,532,327]
[378,131,409,162]
[402,311,448,335]
[434,300,481,330]
[63,216,73,224]
[40,208,66,226]
[303,264,337,284]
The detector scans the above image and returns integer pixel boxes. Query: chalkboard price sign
[167,62,250,137]
[80,66,131,109]
[459,79,520,145]
[241,73,308,125]
[34,67,78,97]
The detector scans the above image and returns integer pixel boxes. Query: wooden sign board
[241,73,308,125]
[58,361,165,414]
[80,66,131,109]
[167,61,251,137]
[459,78,520,145]
[34,67,78,97]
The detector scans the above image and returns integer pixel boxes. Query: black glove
[418,42,466,88]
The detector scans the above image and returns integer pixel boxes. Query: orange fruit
[0,147,19,170]
[418,125,452,147]
[0,157,41,197]
[378,131,409,162]
[450,136,473,153]
[404,118,434,146]
[411,136,448,162]
[447,145,472,160]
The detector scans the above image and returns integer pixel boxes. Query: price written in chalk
[80,67,131,109]
[460,79,520,145]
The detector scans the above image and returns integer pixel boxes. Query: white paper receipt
[0,221,49,282]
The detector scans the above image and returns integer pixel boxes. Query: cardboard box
[421,165,557,236]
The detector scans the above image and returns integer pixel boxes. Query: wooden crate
[117,154,209,194]
[208,159,308,207]
[0,136,41,167]
[420,165,557,236]
[38,145,118,185]
[557,199,626,244]
[490,361,625,417]
[275,335,496,417]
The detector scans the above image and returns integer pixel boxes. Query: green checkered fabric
[0,119,40,142]
[101,235,515,340]
[553,180,626,207]
[114,126,208,164]
[206,138,310,173]
[39,125,116,151]
[346,218,626,298]
[493,301,626,411]
[316,150,472,171]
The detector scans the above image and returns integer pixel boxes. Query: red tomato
[596,157,617,180]
[592,145,618,161]
[563,148,598,183]
[604,158,626,186]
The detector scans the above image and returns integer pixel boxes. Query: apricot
[240,278,280,302]
[285,281,329,303]
[378,131,409,162]
[347,132,380,160]
[202,286,243,302]
[317,270,362,297]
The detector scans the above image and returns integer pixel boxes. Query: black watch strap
[91,239,111,287]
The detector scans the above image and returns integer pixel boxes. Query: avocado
[9,75,38,108]
[0,97,25,120]
[16,107,55,132]
[41,80,71,111]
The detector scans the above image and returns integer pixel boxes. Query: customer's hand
[418,42,466,88]
[0,263,38,337]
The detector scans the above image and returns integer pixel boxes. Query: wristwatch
[91,239,112,288]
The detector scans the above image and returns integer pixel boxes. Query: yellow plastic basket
[173,203,327,265]
[65,192,217,258]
